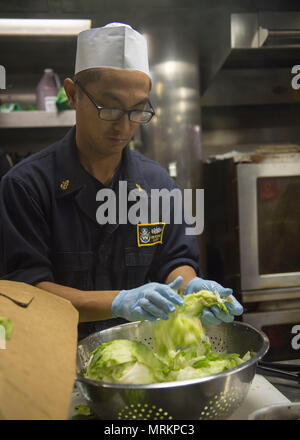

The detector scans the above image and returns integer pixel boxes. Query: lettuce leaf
[153,290,232,364]
[86,339,168,384]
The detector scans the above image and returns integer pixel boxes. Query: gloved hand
[111,276,184,322]
[184,277,243,325]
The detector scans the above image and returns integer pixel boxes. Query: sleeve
[148,179,201,283]
[0,174,55,284]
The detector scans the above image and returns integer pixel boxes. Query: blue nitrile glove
[111,276,184,322]
[184,277,243,325]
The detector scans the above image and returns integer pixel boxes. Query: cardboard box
[0,280,79,420]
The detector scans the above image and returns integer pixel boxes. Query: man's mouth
[107,136,127,144]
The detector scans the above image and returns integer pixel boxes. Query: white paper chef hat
[74,22,150,77]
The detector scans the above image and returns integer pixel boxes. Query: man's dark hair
[73,69,102,99]
[73,68,152,100]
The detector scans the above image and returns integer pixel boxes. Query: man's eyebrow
[100,91,149,106]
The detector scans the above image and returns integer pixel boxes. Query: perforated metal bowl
[76,320,269,420]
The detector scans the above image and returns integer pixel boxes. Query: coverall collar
[54,126,152,227]
[55,125,151,197]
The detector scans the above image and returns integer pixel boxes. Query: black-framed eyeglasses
[75,80,155,124]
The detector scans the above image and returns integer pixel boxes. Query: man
[0,23,242,339]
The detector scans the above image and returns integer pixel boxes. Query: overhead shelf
[0,110,75,128]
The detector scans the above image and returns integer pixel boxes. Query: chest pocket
[125,247,155,289]
[53,251,94,290]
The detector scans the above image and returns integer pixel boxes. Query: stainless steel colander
[76,320,269,420]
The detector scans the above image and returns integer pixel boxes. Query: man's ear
[63,78,77,109]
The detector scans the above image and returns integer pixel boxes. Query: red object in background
[262,325,284,348]
[262,323,300,361]
[257,178,279,201]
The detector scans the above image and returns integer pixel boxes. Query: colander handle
[256,362,300,383]
[258,361,300,372]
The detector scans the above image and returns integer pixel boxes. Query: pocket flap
[125,248,154,267]
[54,251,94,271]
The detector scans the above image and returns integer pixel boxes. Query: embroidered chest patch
[137,223,166,247]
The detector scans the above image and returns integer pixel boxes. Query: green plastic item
[25,104,37,111]
[56,87,71,110]
[0,103,22,112]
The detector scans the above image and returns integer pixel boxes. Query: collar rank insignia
[60,179,70,190]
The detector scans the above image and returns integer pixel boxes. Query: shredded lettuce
[74,404,92,416]
[84,290,251,384]
[0,317,13,340]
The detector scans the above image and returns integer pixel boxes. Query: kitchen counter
[229,359,300,419]
[228,374,292,420]
[267,378,300,402]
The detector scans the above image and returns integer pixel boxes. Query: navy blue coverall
[0,127,200,339]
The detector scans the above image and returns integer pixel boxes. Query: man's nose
[112,112,132,131]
